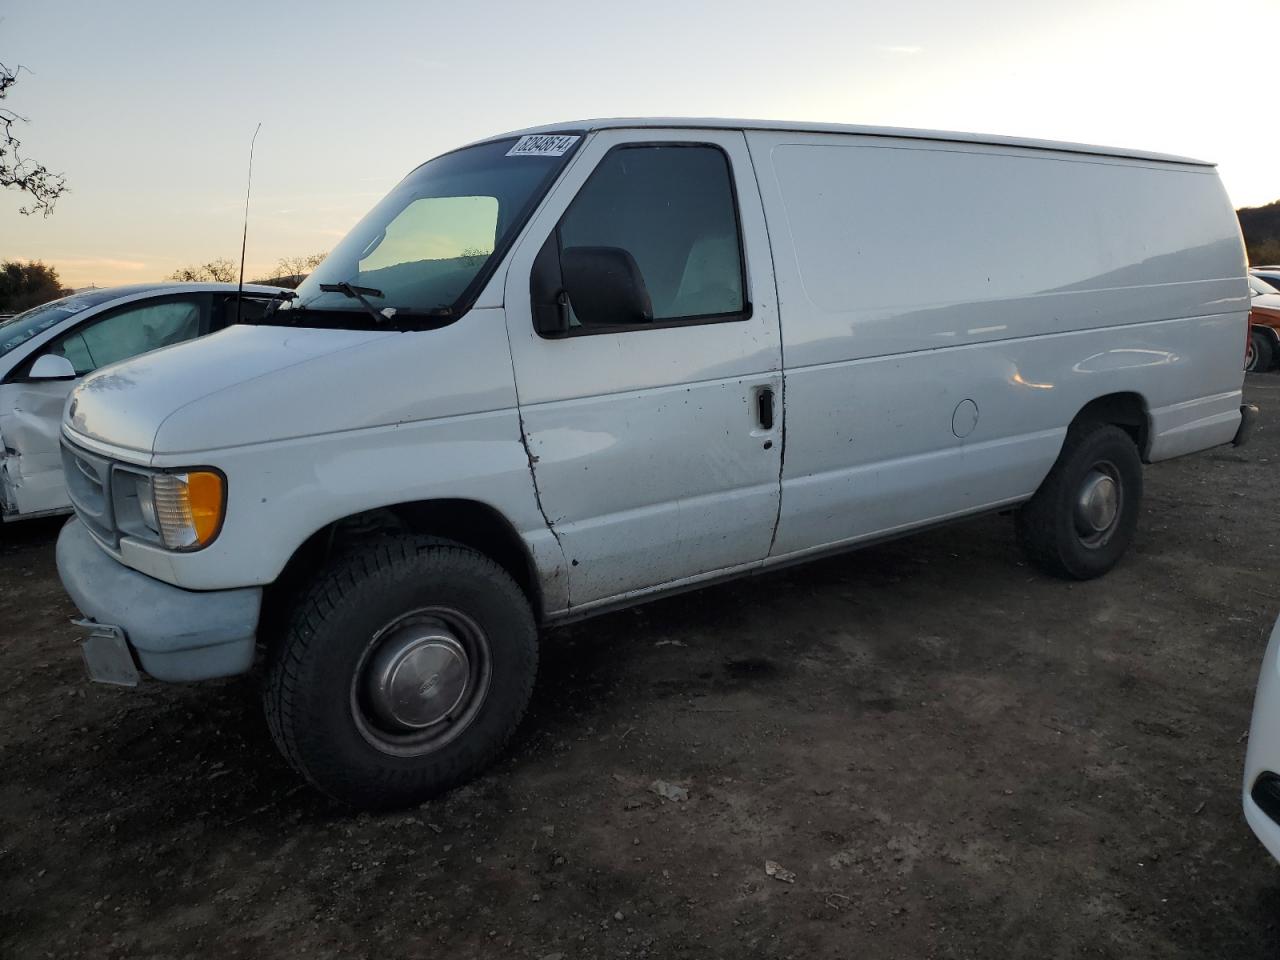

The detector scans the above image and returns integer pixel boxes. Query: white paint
[1244,616,1280,862]
[0,377,75,516]
[470,117,1211,167]
[59,121,1248,625]
[746,128,1244,558]
[0,283,286,520]
[501,128,782,605]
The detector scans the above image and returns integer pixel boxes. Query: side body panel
[0,295,123,520]
[746,130,1247,561]
[0,378,75,516]
[67,309,568,610]
[501,129,784,609]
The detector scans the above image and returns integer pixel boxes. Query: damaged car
[0,282,286,521]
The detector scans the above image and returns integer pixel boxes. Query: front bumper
[56,517,262,682]
[1244,616,1280,861]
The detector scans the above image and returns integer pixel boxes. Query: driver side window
[47,298,206,376]
[555,144,747,330]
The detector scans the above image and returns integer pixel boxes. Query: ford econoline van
[53,119,1253,809]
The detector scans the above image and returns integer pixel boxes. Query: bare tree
[0,62,67,216]
[171,252,328,287]
[274,252,327,287]
[168,258,238,283]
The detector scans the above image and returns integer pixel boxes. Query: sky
[2,0,1278,289]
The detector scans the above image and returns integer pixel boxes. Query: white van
[54,119,1252,809]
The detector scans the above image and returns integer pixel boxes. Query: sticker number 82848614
[506,134,581,157]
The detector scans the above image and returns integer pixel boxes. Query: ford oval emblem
[418,674,442,696]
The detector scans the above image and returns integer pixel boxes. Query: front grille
[60,440,117,548]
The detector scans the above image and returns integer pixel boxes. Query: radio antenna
[235,122,262,325]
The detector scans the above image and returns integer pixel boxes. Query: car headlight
[133,474,159,532]
[139,470,226,550]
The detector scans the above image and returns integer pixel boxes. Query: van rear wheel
[262,535,538,810]
[1015,424,1143,580]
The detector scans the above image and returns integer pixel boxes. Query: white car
[1245,617,1280,861]
[53,119,1250,809]
[0,283,286,520]
[1251,267,1280,290]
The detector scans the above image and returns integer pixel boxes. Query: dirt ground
[3,377,1280,960]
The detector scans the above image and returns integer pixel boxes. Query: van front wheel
[1015,424,1143,580]
[262,535,538,810]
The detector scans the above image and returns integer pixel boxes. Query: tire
[1015,423,1143,580]
[1246,330,1273,373]
[263,535,538,810]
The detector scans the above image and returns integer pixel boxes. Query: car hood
[66,325,397,454]
[65,309,519,457]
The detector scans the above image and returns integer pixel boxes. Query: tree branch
[0,60,67,216]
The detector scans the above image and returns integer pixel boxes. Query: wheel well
[259,500,541,643]
[1070,392,1150,457]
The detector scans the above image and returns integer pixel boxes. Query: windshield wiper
[269,284,456,329]
[320,282,390,323]
[261,289,297,320]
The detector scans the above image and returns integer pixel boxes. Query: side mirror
[530,232,568,336]
[28,353,77,380]
[561,246,653,328]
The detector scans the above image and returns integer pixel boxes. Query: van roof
[483,118,1212,167]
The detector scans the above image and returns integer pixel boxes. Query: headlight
[132,474,159,532]
[144,470,226,550]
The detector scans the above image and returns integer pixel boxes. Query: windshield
[0,294,103,358]
[286,134,581,322]
[1251,275,1279,297]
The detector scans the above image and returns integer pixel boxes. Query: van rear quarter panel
[747,131,1247,558]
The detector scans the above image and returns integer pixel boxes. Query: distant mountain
[1238,200,1280,265]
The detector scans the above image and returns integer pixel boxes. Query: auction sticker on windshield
[506,135,580,157]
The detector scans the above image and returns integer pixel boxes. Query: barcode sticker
[506,134,580,157]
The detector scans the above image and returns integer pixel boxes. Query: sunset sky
[2,0,1278,290]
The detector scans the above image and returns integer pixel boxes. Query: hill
[1239,200,1280,265]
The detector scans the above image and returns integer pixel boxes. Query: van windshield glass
[286,136,580,322]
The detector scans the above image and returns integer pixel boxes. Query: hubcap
[351,607,492,757]
[364,628,470,730]
[1074,463,1122,546]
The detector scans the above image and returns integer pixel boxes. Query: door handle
[756,386,775,431]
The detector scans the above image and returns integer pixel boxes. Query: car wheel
[1246,330,1273,373]
[1016,423,1143,580]
[263,535,538,810]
